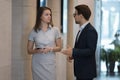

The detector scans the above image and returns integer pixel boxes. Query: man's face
[73,10,81,24]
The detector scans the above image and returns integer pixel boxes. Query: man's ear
[79,14,83,18]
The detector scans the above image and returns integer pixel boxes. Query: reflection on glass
[101,0,120,75]
[40,0,47,7]
[63,0,68,34]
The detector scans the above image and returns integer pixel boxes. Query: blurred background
[0,0,120,80]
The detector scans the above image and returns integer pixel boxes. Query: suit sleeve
[72,28,98,58]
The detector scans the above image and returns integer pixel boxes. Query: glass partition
[96,0,120,76]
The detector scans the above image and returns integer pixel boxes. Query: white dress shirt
[76,22,89,42]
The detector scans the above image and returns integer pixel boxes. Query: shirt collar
[39,24,52,31]
[79,21,89,31]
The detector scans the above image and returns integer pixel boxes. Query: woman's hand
[35,48,44,53]
[43,47,53,54]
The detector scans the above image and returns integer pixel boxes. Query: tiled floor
[95,76,120,80]
[95,72,120,80]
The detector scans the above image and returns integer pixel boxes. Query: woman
[27,7,62,80]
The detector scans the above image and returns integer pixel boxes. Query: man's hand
[67,56,73,62]
[61,46,72,57]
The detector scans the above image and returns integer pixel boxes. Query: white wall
[12,0,36,80]
[0,0,11,80]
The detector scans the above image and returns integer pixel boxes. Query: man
[61,4,98,80]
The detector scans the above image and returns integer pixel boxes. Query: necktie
[76,30,81,42]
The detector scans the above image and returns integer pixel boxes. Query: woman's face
[41,10,51,24]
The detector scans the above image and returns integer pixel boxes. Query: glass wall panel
[40,0,47,6]
[100,0,120,76]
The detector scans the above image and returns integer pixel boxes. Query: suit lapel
[75,30,81,43]
[74,23,91,48]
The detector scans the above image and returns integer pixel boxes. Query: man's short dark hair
[75,4,91,20]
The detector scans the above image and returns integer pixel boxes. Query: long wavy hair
[34,7,53,32]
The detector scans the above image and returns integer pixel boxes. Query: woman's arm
[53,38,62,52]
[27,40,43,54]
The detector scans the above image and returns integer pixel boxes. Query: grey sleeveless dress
[28,26,61,80]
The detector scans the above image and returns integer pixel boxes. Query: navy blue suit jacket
[72,23,98,79]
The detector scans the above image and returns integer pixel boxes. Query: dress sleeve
[28,29,35,42]
[54,27,61,39]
